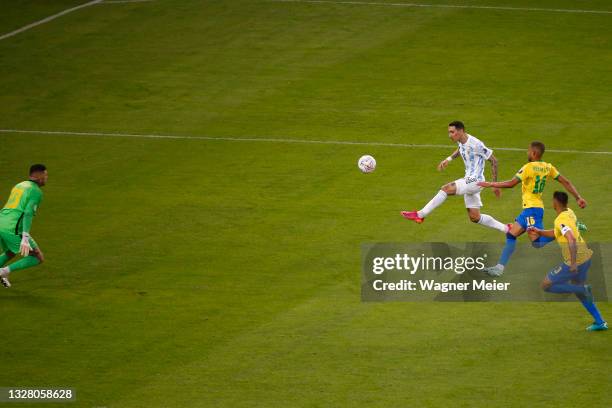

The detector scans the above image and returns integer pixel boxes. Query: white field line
[271,0,612,15]
[101,0,155,3]
[1,129,610,155]
[0,0,103,42]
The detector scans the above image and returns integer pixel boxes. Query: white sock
[418,190,448,218]
[0,267,9,277]
[478,214,507,233]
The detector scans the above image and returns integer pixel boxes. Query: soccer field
[0,0,611,406]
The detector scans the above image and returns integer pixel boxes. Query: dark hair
[448,120,465,130]
[29,164,46,175]
[530,141,545,156]
[553,191,568,206]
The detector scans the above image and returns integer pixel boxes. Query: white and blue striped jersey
[458,134,493,181]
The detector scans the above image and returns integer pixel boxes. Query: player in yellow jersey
[478,142,586,276]
[528,192,606,331]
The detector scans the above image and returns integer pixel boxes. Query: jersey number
[5,187,24,209]
[532,175,547,194]
[526,216,536,227]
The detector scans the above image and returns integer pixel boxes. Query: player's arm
[437,149,459,171]
[478,177,520,189]
[480,161,521,189]
[19,192,41,257]
[526,226,555,238]
[556,174,587,208]
[563,228,578,271]
[486,153,502,197]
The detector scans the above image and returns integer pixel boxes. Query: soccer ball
[358,155,376,173]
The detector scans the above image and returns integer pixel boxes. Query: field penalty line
[271,0,612,15]
[1,129,610,156]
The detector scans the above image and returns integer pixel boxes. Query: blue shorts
[516,207,544,230]
[547,259,591,284]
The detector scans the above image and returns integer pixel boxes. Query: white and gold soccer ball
[358,155,376,173]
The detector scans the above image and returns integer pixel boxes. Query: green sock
[0,252,11,267]
[8,256,40,273]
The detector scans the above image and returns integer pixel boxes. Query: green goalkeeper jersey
[0,180,43,234]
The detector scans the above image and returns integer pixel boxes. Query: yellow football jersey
[554,208,592,265]
[514,161,560,208]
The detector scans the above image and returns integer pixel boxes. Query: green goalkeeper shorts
[0,230,38,254]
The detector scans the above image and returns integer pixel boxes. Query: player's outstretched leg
[418,189,449,218]
[485,223,524,277]
[402,183,455,223]
[477,214,509,233]
[467,209,508,233]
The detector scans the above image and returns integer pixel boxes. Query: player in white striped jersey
[402,121,508,233]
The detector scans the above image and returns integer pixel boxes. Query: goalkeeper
[0,164,47,288]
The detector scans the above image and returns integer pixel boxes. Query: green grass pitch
[0,0,611,406]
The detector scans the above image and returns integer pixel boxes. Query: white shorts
[454,178,483,209]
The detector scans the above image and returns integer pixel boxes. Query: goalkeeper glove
[20,232,32,257]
